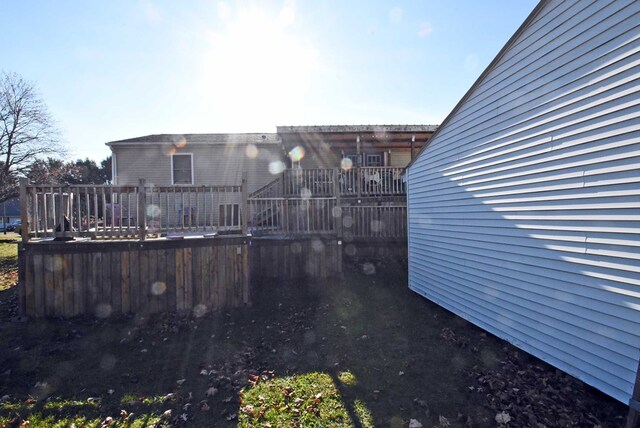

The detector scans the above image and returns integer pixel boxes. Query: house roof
[106,133,281,146]
[277,124,438,134]
[405,0,548,171]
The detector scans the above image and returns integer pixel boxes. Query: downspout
[410,135,415,160]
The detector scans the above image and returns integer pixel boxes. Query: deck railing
[282,167,405,198]
[19,167,408,242]
[248,197,337,235]
[248,197,406,239]
[249,176,282,199]
[341,205,407,239]
[20,179,245,241]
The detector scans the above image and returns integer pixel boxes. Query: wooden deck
[17,169,407,318]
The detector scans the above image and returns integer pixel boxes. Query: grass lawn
[0,253,628,427]
[0,232,20,291]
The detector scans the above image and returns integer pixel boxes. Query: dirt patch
[0,259,628,427]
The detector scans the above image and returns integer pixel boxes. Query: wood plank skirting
[18,236,250,318]
[249,237,343,280]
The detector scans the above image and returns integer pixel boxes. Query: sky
[2,0,539,162]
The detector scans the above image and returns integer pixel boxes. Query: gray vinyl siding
[113,143,284,193]
[406,0,640,404]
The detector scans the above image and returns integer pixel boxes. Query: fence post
[138,179,146,241]
[19,177,30,242]
[241,172,248,235]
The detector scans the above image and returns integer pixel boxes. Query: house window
[366,153,383,167]
[172,154,193,184]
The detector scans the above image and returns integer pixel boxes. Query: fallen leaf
[495,411,512,425]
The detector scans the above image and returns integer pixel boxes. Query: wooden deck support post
[19,178,29,243]
[138,179,146,241]
[241,171,248,235]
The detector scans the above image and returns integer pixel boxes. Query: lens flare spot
[345,244,357,256]
[175,136,187,148]
[311,239,324,253]
[370,220,384,233]
[193,304,208,318]
[151,281,166,296]
[95,303,112,319]
[341,158,353,171]
[342,215,353,228]
[269,160,286,175]
[162,145,176,157]
[288,146,305,162]
[100,354,117,371]
[332,206,342,218]
[146,205,161,217]
[245,144,258,159]
[362,262,376,275]
[300,187,312,199]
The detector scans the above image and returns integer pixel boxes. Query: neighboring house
[1,197,20,225]
[406,0,640,406]
[277,124,436,169]
[107,133,285,193]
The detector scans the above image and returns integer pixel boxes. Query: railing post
[19,177,29,243]
[138,179,146,241]
[333,168,342,239]
[357,167,362,199]
[241,172,249,235]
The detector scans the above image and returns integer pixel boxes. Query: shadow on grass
[0,253,628,427]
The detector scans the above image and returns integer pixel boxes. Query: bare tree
[0,71,64,200]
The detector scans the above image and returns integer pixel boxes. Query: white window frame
[366,153,383,167]
[171,153,194,185]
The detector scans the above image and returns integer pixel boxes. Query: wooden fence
[18,236,250,318]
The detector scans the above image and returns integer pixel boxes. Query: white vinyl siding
[407,0,640,404]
